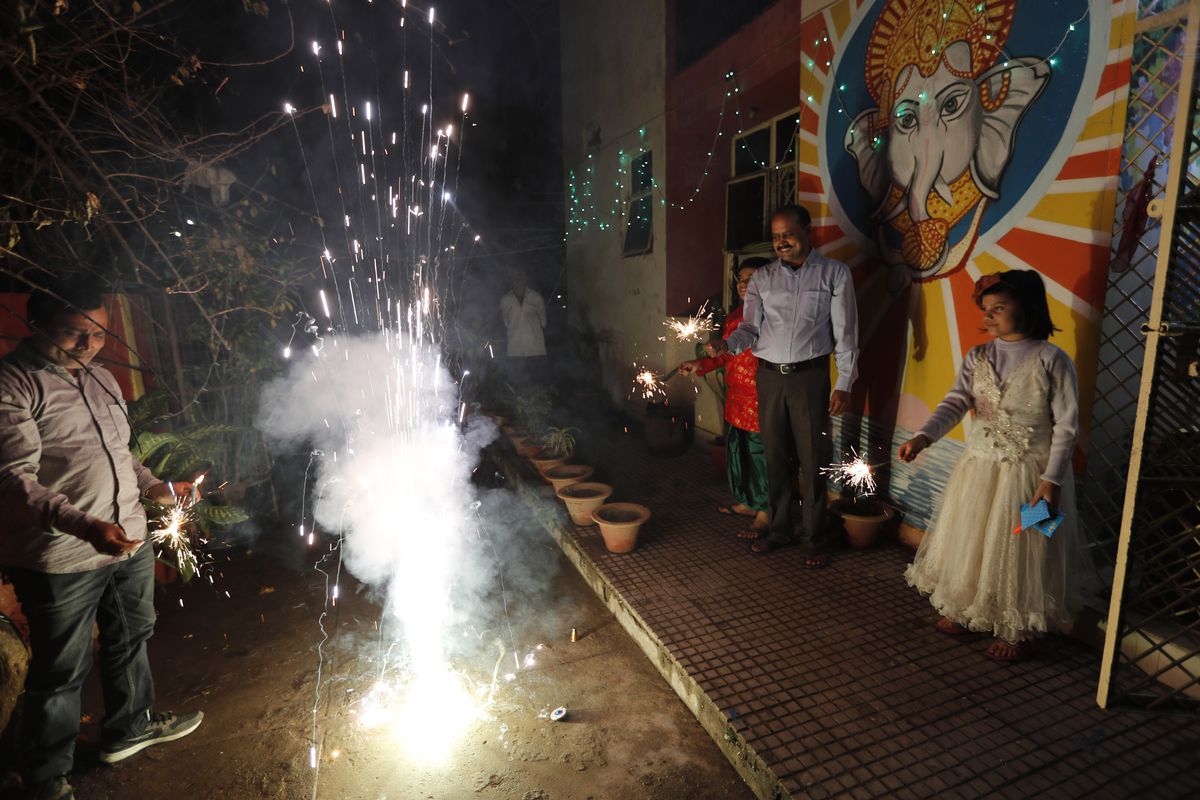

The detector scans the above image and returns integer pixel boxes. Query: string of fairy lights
[565,0,1093,242]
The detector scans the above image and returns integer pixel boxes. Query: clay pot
[832,498,895,549]
[544,464,594,492]
[591,503,651,553]
[556,482,614,525]
[531,453,569,475]
[515,442,543,459]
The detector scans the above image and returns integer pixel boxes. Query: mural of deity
[844,0,1049,281]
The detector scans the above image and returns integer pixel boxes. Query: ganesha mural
[845,0,1049,280]
[805,0,1131,527]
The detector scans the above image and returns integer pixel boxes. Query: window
[725,109,800,251]
[623,152,653,256]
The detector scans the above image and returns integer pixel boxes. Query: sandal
[986,639,1037,663]
[935,617,971,636]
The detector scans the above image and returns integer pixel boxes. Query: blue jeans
[7,544,157,782]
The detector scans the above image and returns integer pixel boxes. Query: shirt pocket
[105,403,133,447]
[798,289,831,327]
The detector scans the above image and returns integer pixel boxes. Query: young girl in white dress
[899,270,1091,662]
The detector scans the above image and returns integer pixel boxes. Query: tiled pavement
[504,432,1200,799]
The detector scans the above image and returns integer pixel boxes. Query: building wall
[560,0,669,410]
[664,0,805,316]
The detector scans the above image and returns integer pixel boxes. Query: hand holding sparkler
[704,339,729,357]
[897,433,931,463]
[676,359,701,377]
[828,389,850,417]
[82,520,141,557]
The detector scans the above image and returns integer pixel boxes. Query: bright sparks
[661,302,715,343]
[631,363,667,400]
[821,448,877,496]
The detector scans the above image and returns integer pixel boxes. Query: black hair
[978,270,1059,340]
[733,256,771,275]
[770,203,812,227]
[26,281,105,323]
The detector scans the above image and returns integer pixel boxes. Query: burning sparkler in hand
[630,362,674,400]
[660,302,715,343]
[820,447,877,497]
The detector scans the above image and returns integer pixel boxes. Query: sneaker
[28,776,74,800]
[99,710,204,764]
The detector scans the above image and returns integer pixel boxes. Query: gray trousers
[756,359,832,554]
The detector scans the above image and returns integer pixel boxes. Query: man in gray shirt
[708,205,859,565]
[0,284,203,800]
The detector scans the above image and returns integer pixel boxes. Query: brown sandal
[935,617,971,636]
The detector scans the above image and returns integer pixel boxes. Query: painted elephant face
[845,40,1049,280]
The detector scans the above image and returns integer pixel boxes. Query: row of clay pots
[493,416,652,554]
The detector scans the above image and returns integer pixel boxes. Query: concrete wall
[560,0,668,412]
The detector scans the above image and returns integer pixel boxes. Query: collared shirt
[725,251,859,392]
[500,289,547,357]
[0,341,158,573]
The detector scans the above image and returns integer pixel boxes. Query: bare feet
[935,617,971,636]
[735,512,770,540]
[803,553,830,569]
[986,639,1036,662]
[717,503,757,518]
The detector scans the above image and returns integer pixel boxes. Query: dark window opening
[623,152,653,256]
[675,0,777,72]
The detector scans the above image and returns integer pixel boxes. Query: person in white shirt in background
[499,268,547,385]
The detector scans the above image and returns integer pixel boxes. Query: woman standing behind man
[678,258,771,539]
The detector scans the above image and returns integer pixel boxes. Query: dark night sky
[168,0,565,307]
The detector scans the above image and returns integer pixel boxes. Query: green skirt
[726,423,768,513]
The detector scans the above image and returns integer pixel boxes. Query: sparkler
[820,447,877,496]
[660,302,716,343]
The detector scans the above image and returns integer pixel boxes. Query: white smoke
[257,331,496,680]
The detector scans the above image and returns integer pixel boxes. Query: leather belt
[758,356,825,374]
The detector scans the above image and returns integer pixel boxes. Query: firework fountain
[252,0,527,782]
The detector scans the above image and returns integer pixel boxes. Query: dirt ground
[26,495,753,800]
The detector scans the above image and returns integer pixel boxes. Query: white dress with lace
[904,340,1089,643]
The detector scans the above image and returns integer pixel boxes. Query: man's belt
[758,356,825,374]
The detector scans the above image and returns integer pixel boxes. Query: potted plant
[831,497,896,549]
[541,426,578,459]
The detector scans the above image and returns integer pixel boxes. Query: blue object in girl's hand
[1017,500,1064,538]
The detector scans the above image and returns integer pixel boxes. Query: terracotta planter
[556,482,614,525]
[515,442,543,459]
[544,464,594,492]
[591,502,651,553]
[531,453,569,476]
[832,498,895,549]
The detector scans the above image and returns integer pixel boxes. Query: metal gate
[1093,0,1200,711]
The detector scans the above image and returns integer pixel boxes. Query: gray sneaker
[99,710,204,764]
[28,776,74,800]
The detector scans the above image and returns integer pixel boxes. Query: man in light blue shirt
[707,204,858,564]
